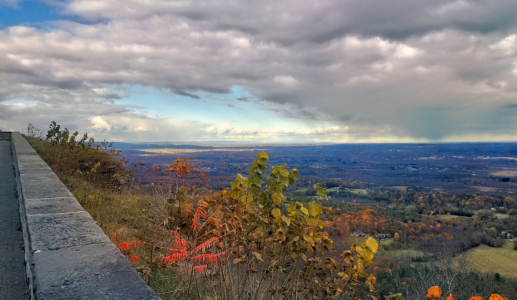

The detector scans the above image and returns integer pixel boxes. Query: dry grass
[25,136,188,295]
[26,137,157,242]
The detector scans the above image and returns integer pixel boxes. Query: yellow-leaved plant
[224,151,379,300]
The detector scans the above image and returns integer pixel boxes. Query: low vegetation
[23,122,517,299]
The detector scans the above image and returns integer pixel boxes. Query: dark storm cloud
[65,0,517,42]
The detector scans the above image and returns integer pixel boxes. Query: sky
[0,0,516,143]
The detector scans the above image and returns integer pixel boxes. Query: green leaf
[307,199,323,217]
[287,203,296,213]
[272,192,286,205]
[240,194,253,205]
[256,151,269,165]
[259,165,267,174]
[236,173,247,184]
[290,168,300,180]
[242,179,252,188]
[246,202,258,214]
[313,184,328,200]
[272,208,282,219]
[251,185,261,195]
[249,172,262,185]
[280,168,289,177]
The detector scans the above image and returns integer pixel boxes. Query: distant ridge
[92,142,215,150]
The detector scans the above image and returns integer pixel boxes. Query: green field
[495,213,510,219]
[454,241,517,278]
[292,188,309,196]
[436,214,471,221]
[348,236,426,259]
[326,187,340,192]
[349,188,368,195]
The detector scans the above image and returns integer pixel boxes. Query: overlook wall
[11,132,159,300]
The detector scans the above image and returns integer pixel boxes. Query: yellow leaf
[272,192,286,205]
[303,235,315,245]
[240,194,253,204]
[300,206,309,215]
[271,208,282,219]
[233,257,245,264]
[252,252,263,262]
[307,199,323,217]
[361,237,378,254]
[367,274,376,286]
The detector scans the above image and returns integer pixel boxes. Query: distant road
[0,132,29,299]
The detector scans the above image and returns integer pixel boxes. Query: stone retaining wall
[11,132,159,300]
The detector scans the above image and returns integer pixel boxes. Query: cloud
[273,75,299,87]
[1,0,516,142]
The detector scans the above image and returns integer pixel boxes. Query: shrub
[116,152,380,300]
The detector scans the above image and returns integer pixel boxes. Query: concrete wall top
[11,132,160,300]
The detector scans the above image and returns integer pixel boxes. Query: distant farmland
[455,241,517,278]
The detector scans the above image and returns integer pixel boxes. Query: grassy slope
[349,188,368,195]
[436,214,471,221]
[454,241,517,278]
[348,236,425,259]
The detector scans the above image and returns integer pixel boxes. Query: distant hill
[92,142,215,150]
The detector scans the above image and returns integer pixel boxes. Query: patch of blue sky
[0,0,61,28]
[1,98,38,105]
[0,0,96,29]
[110,84,318,131]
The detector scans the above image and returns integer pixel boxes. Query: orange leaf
[489,295,507,300]
[445,294,456,300]
[427,286,442,300]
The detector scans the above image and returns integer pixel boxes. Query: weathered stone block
[31,242,159,300]
[20,174,73,200]
[27,211,110,251]
[26,197,84,216]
